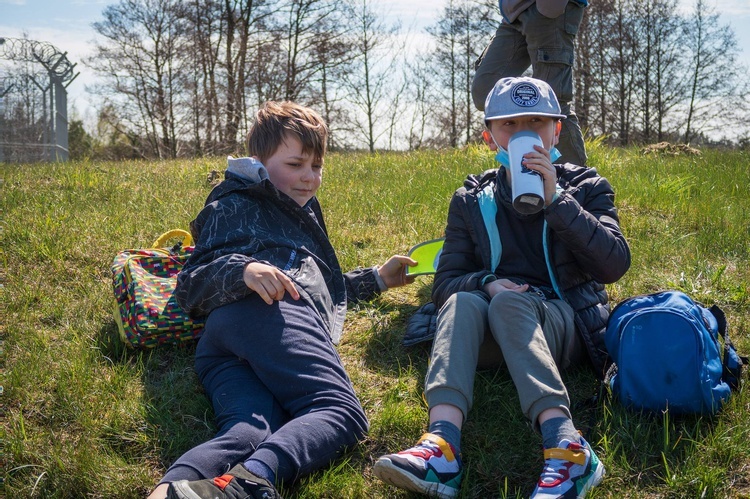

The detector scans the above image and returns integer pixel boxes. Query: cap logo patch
[511,83,540,107]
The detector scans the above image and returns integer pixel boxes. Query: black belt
[528,285,557,300]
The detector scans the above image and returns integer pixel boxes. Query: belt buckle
[529,285,547,300]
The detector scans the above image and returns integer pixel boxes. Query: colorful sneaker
[167,463,282,499]
[373,432,463,499]
[531,436,605,499]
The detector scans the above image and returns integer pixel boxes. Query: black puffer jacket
[433,165,630,376]
[175,158,382,344]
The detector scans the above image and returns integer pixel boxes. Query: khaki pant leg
[424,291,503,420]
[487,292,582,430]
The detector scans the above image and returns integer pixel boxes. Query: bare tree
[428,1,461,147]
[81,0,750,155]
[308,13,355,150]
[179,0,278,154]
[576,0,616,137]
[222,0,253,151]
[640,0,685,141]
[246,29,287,109]
[577,0,748,145]
[385,76,409,150]
[0,69,49,162]
[638,0,656,141]
[279,0,346,101]
[682,0,749,143]
[403,54,434,150]
[341,0,402,152]
[427,0,493,148]
[89,0,186,158]
[180,0,222,155]
[610,0,641,145]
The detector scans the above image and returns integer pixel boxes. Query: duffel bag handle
[153,229,193,248]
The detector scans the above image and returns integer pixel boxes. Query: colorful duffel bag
[112,229,205,348]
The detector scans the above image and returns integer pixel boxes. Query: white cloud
[677,0,750,16]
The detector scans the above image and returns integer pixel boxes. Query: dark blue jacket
[175,158,382,344]
[433,164,630,376]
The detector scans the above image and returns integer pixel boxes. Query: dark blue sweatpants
[160,295,369,485]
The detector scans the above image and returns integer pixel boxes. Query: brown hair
[247,101,328,163]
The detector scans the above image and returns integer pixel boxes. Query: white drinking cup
[508,130,545,214]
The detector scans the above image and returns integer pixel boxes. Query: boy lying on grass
[373,77,631,499]
[148,101,416,499]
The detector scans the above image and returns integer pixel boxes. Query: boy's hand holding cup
[508,131,545,214]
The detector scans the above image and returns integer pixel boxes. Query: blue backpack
[605,290,745,415]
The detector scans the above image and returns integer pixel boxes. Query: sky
[1,0,749,126]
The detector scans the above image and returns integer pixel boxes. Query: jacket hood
[226,156,269,183]
[206,156,271,204]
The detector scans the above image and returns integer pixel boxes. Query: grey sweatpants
[424,290,584,431]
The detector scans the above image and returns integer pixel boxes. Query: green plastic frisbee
[406,238,445,276]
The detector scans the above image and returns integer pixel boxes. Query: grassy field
[2,143,750,498]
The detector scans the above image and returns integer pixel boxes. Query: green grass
[2,144,749,498]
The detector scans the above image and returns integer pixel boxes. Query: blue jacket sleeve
[344,266,383,304]
[174,202,256,317]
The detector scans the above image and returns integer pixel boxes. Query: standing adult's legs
[520,3,587,165]
[471,22,530,111]
[472,4,587,166]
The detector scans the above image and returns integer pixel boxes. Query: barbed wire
[0,73,50,94]
[0,37,78,83]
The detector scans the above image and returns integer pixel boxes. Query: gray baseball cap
[484,77,566,122]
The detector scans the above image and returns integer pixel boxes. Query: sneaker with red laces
[373,432,463,499]
[531,436,605,499]
[166,463,282,499]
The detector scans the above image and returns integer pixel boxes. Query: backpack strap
[710,305,748,390]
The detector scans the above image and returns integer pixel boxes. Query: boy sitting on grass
[148,101,416,499]
[373,77,631,499]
